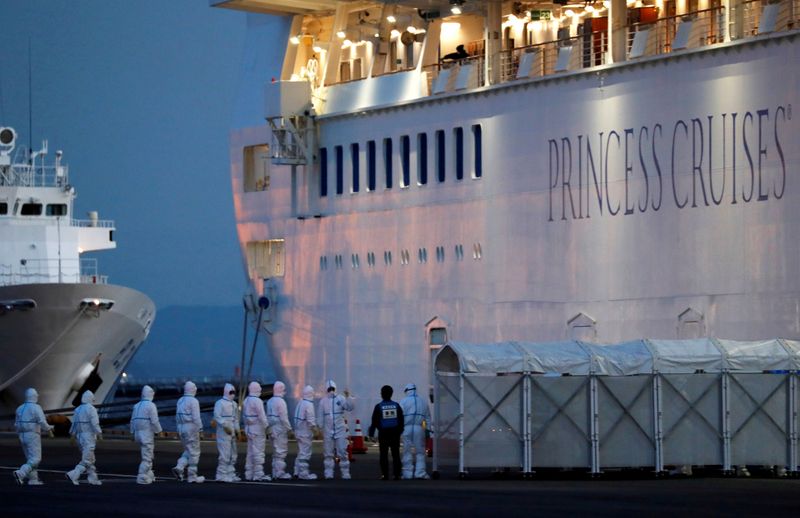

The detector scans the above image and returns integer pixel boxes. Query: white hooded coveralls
[175,381,204,482]
[130,385,162,483]
[68,390,103,485]
[242,381,269,481]
[318,380,354,479]
[214,382,240,481]
[266,381,293,479]
[400,384,431,479]
[293,385,317,480]
[14,388,53,484]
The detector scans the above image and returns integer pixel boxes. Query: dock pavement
[1,434,798,517]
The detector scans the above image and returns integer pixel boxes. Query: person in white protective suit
[66,390,103,486]
[292,385,318,480]
[172,381,205,483]
[13,387,54,485]
[400,383,431,480]
[266,380,293,480]
[130,385,163,484]
[214,382,240,482]
[318,379,354,480]
[242,381,271,481]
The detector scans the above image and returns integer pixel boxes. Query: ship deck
[1,435,798,516]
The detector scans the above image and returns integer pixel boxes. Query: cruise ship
[213,0,799,418]
[0,127,155,415]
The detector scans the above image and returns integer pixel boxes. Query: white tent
[433,339,800,476]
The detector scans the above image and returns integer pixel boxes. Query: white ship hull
[0,283,154,414]
[230,21,800,419]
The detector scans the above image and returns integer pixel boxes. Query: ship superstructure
[0,126,155,414]
[214,0,800,418]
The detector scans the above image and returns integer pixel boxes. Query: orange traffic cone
[351,419,368,454]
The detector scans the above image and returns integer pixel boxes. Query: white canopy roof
[436,339,800,375]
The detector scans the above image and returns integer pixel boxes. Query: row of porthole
[319,243,483,271]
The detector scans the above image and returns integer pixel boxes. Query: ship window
[472,124,482,179]
[400,135,410,188]
[320,147,328,197]
[0,202,7,215]
[436,130,445,183]
[454,127,464,180]
[335,145,344,195]
[384,250,392,266]
[243,144,270,192]
[417,133,428,185]
[245,239,285,279]
[367,140,376,192]
[46,204,67,216]
[351,143,360,193]
[383,138,393,189]
[20,203,42,216]
[320,256,328,270]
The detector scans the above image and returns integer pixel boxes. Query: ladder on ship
[266,114,316,166]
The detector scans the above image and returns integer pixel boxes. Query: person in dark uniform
[368,385,404,480]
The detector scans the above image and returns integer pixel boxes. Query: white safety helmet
[273,381,286,397]
[81,390,95,405]
[184,381,197,396]
[248,381,262,397]
[25,387,39,403]
[404,383,416,393]
[141,385,155,401]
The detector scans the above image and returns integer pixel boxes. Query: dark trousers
[378,430,401,478]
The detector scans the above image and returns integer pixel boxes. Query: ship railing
[500,33,607,83]
[79,258,108,284]
[0,258,107,285]
[72,218,115,228]
[738,0,799,36]
[626,6,726,59]
[424,54,487,94]
[0,159,69,188]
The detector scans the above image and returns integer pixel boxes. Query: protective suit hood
[302,385,314,399]
[223,382,236,401]
[326,379,336,393]
[141,385,155,401]
[273,381,286,397]
[81,390,95,405]
[404,383,417,394]
[24,387,38,403]
[184,381,197,396]
[248,381,262,397]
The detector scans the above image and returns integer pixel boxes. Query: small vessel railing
[0,258,107,286]
[72,218,115,229]
[0,148,70,188]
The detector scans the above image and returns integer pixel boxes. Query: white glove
[223,425,234,435]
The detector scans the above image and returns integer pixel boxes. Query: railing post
[485,1,502,85]
[609,0,628,64]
